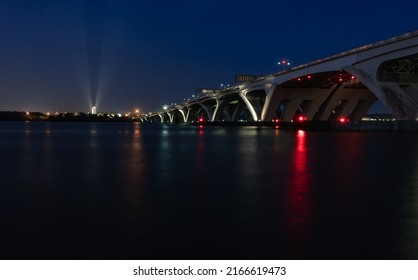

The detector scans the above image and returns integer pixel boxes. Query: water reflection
[119,123,148,216]
[158,125,172,183]
[286,130,313,255]
[195,125,206,180]
[41,122,56,188]
[85,123,100,185]
[237,129,260,189]
[4,124,418,259]
[21,122,34,188]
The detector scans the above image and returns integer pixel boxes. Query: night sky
[0,0,417,114]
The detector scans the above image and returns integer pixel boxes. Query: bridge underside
[261,71,377,122]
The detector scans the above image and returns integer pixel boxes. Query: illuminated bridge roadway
[142,30,418,124]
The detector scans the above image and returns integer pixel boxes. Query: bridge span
[142,30,418,123]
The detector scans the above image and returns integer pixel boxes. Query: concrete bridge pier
[344,65,418,120]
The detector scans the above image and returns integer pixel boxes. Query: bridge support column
[231,99,246,121]
[316,85,353,120]
[350,92,377,120]
[212,100,226,121]
[344,65,418,120]
[167,112,174,123]
[158,114,164,123]
[179,109,187,123]
[199,103,213,121]
[240,92,260,121]
[281,97,303,121]
[303,86,338,119]
[262,85,279,121]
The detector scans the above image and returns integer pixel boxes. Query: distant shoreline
[2,111,412,131]
[0,111,136,122]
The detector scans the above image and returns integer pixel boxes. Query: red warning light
[199,118,204,123]
[297,116,307,122]
[339,117,349,123]
[308,75,311,79]
[297,78,301,81]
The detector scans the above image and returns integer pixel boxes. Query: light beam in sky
[83,0,107,111]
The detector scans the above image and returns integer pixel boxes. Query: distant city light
[162,105,168,110]
[91,106,97,114]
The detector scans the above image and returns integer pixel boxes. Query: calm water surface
[1,122,418,259]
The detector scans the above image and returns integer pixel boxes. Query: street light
[221,83,230,89]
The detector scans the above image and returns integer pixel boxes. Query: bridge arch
[159,112,171,123]
[213,92,255,121]
[187,103,212,122]
[169,109,185,123]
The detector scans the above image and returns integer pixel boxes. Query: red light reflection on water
[194,123,208,189]
[285,130,313,249]
[292,130,308,195]
[275,127,279,135]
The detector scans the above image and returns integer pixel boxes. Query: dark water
[1,122,418,260]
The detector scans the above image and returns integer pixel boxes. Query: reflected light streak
[285,129,313,251]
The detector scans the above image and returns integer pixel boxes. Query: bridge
[142,30,418,123]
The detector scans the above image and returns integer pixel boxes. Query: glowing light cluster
[278,60,291,66]
[338,117,349,123]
